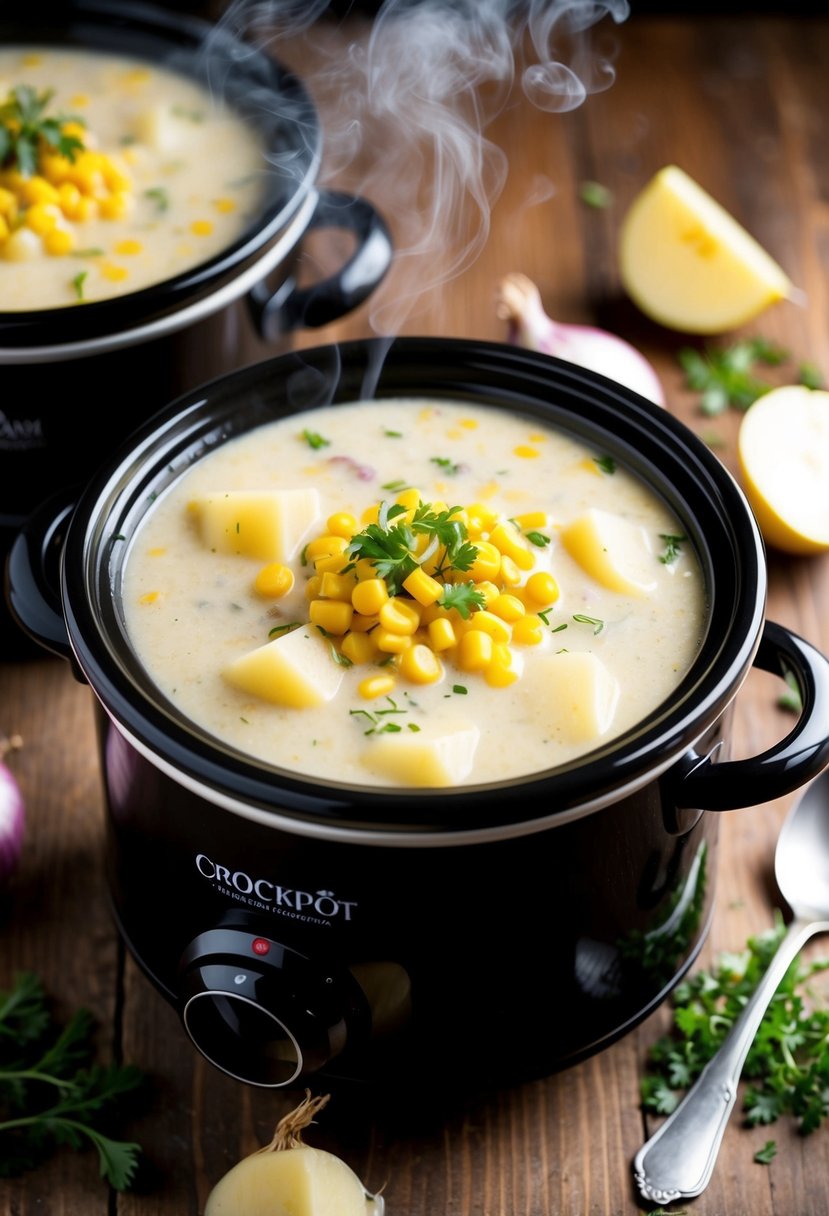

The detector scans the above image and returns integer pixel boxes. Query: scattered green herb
[641,912,829,1135]
[678,338,788,415]
[658,533,687,565]
[268,621,303,639]
[594,454,617,475]
[452,684,468,695]
[430,456,461,475]
[525,530,551,548]
[384,429,403,438]
[381,479,410,492]
[754,1139,777,1165]
[71,270,87,301]
[579,179,613,209]
[301,429,330,450]
[144,186,170,213]
[538,608,566,630]
[349,697,411,735]
[0,86,85,176]
[72,247,104,258]
[440,581,486,620]
[572,613,604,634]
[777,669,803,715]
[0,972,144,1189]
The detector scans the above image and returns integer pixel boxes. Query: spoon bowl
[634,766,829,1206]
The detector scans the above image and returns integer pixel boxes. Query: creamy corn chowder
[0,47,266,309]
[122,399,707,789]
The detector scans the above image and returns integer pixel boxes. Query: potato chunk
[362,722,480,788]
[560,508,657,596]
[222,627,343,708]
[531,651,620,743]
[193,489,320,561]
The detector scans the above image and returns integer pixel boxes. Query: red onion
[0,734,24,885]
[497,272,666,406]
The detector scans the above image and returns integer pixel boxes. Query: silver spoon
[633,768,829,1206]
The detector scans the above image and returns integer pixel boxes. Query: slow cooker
[0,0,392,655]
[8,337,829,1095]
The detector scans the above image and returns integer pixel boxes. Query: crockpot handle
[248,189,393,341]
[5,490,76,664]
[672,619,829,812]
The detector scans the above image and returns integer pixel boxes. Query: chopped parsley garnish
[678,338,788,415]
[659,533,687,564]
[268,621,303,638]
[430,456,461,475]
[525,530,551,548]
[452,684,468,695]
[440,581,486,619]
[346,500,477,595]
[381,479,410,492]
[754,1140,777,1165]
[349,696,410,735]
[384,429,403,438]
[0,86,85,176]
[301,428,330,450]
[593,454,617,474]
[72,247,104,258]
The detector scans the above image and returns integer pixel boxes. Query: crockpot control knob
[177,929,367,1088]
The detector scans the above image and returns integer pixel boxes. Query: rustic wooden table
[3,9,829,1214]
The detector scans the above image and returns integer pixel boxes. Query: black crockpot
[8,337,829,1095]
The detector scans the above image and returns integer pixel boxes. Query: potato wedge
[362,722,480,787]
[560,508,657,596]
[222,627,343,708]
[192,488,320,561]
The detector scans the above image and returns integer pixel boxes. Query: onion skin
[496,272,666,406]
[0,735,24,886]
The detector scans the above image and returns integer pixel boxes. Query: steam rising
[209,0,629,335]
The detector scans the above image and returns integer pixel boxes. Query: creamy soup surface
[122,398,708,789]
[0,47,267,309]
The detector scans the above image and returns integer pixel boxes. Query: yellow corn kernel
[0,187,17,219]
[313,552,350,575]
[358,672,396,700]
[513,510,548,530]
[56,181,81,216]
[466,610,511,644]
[254,563,294,598]
[525,570,560,607]
[304,574,323,600]
[489,593,525,623]
[511,614,544,646]
[101,158,133,193]
[40,152,72,184]
[379,597,421,635]
[352,578,389,616]
[353,557,378,581]
[402,567,443,607]
[309,598,353,635]
[456,629,493,672]
[350,613,380,634]
[70,195,98,222]
[43,226,75,256]
[61,119,87,140]
[361,502,380,525]
[341,630,379,664]
[428,616,457,652]
[466,501,499,532]
[147,547,167,557]
[514,444,540,459]
[326,511,358,539]
[305,534,348,561]
[24,202,60,234]
[214,196,237,213]
[115,238,143,255]
[395,487,422,513]
[20,175,60,206]
[499,555,522,587]
[1,227,40,260]
[467,540,501,582]
[398,643,443,685]
[138,590,161,605]
[486,644,520,688]
[319,571,355,602]
[489,521,535,570]
[474,580,501,607]
[101,263,129,281]
[0,215,9,243]
[373,628,412,655]
[99,191,133,220]
[191,218,214,236]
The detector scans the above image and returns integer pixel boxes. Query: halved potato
[362,722,480,787]
[560,508,657,596]
[192,488,320,561]
[222,627,343,708]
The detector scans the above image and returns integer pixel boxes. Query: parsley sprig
[0,973,145,1189]
[642,912,829,1135]
[0,86,85,177]
[345,500,481,599]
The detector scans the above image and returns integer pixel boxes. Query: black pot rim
[60,336,767,835]
[0,0,322,347]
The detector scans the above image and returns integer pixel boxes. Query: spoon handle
[633,917,825,1205]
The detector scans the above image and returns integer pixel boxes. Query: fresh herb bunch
[642,911,829,1134]
[678,338,824,416]
[345,499,484,616]
[0,972,145,1189]
[0,86,85,177]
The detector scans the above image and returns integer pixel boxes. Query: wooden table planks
[2,11,829,1215]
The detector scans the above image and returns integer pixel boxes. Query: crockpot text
[195,854,357,925]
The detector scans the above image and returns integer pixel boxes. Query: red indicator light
[251,937,271,956]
